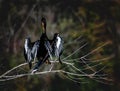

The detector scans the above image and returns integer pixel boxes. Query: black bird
[24,37,40,69]
[52,33,63,64]
[32,17,52,73]
[31,17,63,73]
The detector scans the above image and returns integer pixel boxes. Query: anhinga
[39,17,63,64]
[24,17,63,73]
[24,37,40,69]
[31,17,52,73]
[52,33,63,64]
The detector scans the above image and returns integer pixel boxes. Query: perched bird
[32,17,52,73]
[30,17,63,73]
[52,33,63,64]
[24,37,40,69]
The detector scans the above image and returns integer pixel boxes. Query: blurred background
[0,0,120,91]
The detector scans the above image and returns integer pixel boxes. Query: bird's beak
[41,22,46,32]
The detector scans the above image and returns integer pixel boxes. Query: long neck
[41,22,46,34]
[44,27,46,34]
[40,25,49,41]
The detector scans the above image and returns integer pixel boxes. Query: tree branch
[0,37,113,85]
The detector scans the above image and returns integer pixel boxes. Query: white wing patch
[24,39,29,53]
[56,36,61,49]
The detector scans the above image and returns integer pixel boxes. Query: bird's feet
[59,60,62,64]
[59,61,62,64]
[45,60,51,64]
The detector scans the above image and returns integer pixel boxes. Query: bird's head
[41,17,46,33]
[25,36,31,45]
[54,33,59,37]
[53,33,60,40]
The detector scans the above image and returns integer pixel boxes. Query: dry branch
[0,41,113,85]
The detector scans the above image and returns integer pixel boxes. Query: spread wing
[24,38,32,69]
[24,48,27,62]
[31,40,40,61]
[44,40,53,60]
[54,36,63,57]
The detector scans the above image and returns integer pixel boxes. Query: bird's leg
[49,63,54,72]
[49,58,57,71]
[29,62,32,69]
[59,56,62,64]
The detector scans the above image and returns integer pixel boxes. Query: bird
[39,18,63,64]
[24,37,40,69]
[31,17,52,73]
[52,33,63,64]
[31,17,63,73]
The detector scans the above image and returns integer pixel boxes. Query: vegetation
[0,0,120,91]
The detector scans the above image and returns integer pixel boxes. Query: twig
[65,56,113,63]
[0,70,61,81]
[0,61,74,78]
[81,42,110,58]
[0,36,112,85]
[62,42,88,60]
[81,58,95,72]
[0,62,27,77]
[82,62,102,71]
[92,78,113,85]
[64,36,84,46]
[63,74,89,84]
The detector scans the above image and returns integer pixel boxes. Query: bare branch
[64,36,84,46]
[0,35,113,85]
[0,70,61,81]
[1,62,27,77]
[62,42,88,60]
[81,42,110,58]
[65,55,114,63]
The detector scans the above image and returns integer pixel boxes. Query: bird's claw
[46,60,51,64]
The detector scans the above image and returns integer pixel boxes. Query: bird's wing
[24,48,27,62]
[31,40,40,60]
[54,37,63,57]
[24,37,34,69]
[58,41,63,54]
[44,40,53,60]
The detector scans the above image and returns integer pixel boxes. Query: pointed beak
[41,22,46,32]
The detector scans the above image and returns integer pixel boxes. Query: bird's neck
[41,23,46,33]
[42,29,47,36]
[40,30,49,41]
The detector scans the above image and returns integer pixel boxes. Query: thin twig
[81,42,110,58]
[0,70,61,81]
[0,62,27,77]
[65,55,114,63]
[81,58,95,72]
[62,42,88,60]
[64,36,84,46]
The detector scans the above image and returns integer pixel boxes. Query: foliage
[0,0,120,91]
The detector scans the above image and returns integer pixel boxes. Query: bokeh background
[0,0,120,91]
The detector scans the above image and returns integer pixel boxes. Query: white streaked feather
[56,36,61,49]
[24,39,29,53]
